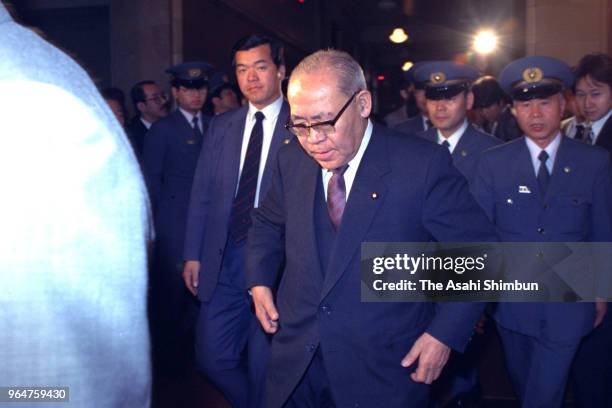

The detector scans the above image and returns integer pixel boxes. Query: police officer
[413,61,500,185]
[143,61,211,381]
[473,56,612,407]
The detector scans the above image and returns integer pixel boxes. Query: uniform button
[537,227,545,234]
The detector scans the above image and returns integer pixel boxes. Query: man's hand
[182,260,200,296]
[401,332,451,384]
[251,285,279,334]
[595,299,608,328]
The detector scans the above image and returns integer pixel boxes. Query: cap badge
[522,67,543,83]
[430,72,446,84]
[188,68,202,78]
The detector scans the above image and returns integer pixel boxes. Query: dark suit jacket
[127,116,148,160]
[246,124,497,408]
[183,102,293,302]
[595,113,612,157]
[395,114,426,135]
[473,136,612,340]
[418,125,501,184]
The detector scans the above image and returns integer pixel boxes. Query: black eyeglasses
[285,90,360,138]
[144,93,168,104]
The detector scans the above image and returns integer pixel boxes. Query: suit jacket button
[537,227,545,234]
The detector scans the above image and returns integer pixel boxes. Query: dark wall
[13,5,111,87]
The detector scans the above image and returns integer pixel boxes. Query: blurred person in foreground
[0,3,151,407]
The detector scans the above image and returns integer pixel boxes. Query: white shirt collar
[139,117,153,129]
[436,120,468,153]
[322,119,373,200]
[247,95,283,122]
[525,132,562,175]
[179,107,201,127]
[590,109,612,142]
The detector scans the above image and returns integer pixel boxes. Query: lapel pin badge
[283,138,290,145]
[564,166,571,174]
[518,185,531,194]
[371,192,379,200]
[460,150,467,157]
[506,198,513,205]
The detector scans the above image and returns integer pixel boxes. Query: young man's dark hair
[573,53,612,90]
[231,34,284,68]
[130,80,156,111]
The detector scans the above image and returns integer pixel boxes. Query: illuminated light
[402,61,414,71]
[389,28,409,44]
[473,30,498,55]
[297,0,305,4]
[377,75,385,81]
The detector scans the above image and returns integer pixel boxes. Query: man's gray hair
[290,49,367,97]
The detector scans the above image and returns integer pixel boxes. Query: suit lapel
[546,136,573,201]
[320,126,391,301]
[452,126,476,164]
[221,107,248,211]
[595,113,612,150]
[298,154,325,281]
[258,101,293,205]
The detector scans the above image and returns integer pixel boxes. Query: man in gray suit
[0,4,151,407]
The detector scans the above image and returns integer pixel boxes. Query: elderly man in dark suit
[182,35,292,408]
[473,55,612,407]
[247,49,497,408]
[0,3,150,406]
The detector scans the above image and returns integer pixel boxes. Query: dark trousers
[571,310,612,408]
[195,240,269,408]
[498,325,580,408]
[284,348,336,408]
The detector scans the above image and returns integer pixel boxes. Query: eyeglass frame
[285,90,360,137]
[143,93,168,104]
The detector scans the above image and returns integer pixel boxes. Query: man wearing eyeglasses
[127,80,169,160]
[182,35,293,408]
[246,49,497,408]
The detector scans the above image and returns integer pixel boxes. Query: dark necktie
[327,165,349,231]
[441,140,450,150]
[537,150,550,193]
[192,116,203,139]
[426,119,433,130]
[584,127,594,145]
[574,124,585,141]
[228,111,265,244]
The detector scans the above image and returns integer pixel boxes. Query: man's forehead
[577,76,610,90]
[235,44,273,64]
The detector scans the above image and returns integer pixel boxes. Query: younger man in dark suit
[182,35,292,408]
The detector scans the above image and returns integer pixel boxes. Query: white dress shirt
[437,119,468,154]
[322,119,373,201]
[525,132,561,175]
[238,95,284,207]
